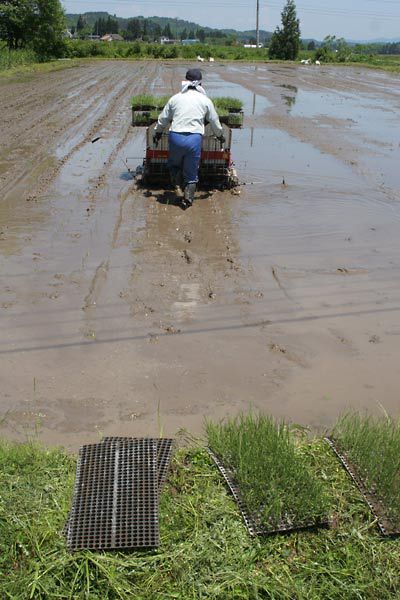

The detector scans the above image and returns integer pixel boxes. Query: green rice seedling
[131,109,159,126]
[130,94,158,110]
[212,96,244,112]
[155,95,170,109]
[215,108,230,123]
[227,113,243,127]
[333,412,400,527]
[132,110,151,126]
[206,413,330,530]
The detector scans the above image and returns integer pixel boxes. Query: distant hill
[65,12,272,42]
[347,37,400,44]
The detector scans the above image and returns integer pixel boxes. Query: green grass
[0,49,81,78]
[333,413,400,527]
[0,47,37,70]
[206,414,330,529]
[1,436,400,598]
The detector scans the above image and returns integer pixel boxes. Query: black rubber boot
[170,170,184,198]
[183,183,196,207]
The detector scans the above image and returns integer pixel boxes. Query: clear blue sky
[62,0,400,41]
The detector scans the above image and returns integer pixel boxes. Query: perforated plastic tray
[66,438,159,550]
[101,437,174,490]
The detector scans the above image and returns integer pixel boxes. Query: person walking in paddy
[153,68,225,208]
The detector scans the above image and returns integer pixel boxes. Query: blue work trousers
[168,132,202,185]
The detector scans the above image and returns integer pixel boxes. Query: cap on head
[185,68,202,82]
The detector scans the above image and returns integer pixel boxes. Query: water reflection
[279,84,298,113]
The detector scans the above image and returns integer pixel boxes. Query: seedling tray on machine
[207,448,330,537]
[325,437,400,537]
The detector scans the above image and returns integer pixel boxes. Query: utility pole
[256,0,260,47]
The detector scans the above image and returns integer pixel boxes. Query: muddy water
[0,61,399,449]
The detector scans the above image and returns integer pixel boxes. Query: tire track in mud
[72,63,161,312]
[0,66,120,144]
[0,69,125,196]
[1,63,153,203]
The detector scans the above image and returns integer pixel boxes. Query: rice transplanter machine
[131,97,242,190]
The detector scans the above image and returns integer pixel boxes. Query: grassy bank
[0,46,81,79]
[1,435,400,599]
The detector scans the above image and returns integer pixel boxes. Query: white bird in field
[209,57,214,62]
[315,60,321,65]
[197,55,205,62]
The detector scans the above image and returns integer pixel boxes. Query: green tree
[307,40,315,51]
[104,15,118,34]
[93,18,108,36]
[162,23,172,38]
[126,18,141,40]
[0,0,35,49]
[315,35,341,62]
[268,0,301,60]
[32,0,66,56]
[0,0,65,55]
[76,14,86,32]
[196,28,205,43]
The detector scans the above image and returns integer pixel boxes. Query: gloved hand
[217,135,226,146]
[153,132,162,146]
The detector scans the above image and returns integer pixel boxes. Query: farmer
[153,68,225,208]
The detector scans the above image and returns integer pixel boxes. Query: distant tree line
[379,42,400,55]
[71,14,222,44]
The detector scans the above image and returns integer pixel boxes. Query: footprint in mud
[130,299,155,317]
[182,249,193,264]
[226,256,241,271]
[163,325,181,334]
[269,342,307,367]
[1,302,13,309]
[329,328,355,351]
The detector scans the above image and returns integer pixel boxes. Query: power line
[63,0,400,18]
[62,1,400,23]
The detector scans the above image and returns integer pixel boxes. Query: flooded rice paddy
[0,61,399,449]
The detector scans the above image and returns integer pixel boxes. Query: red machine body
[138,122,238,189]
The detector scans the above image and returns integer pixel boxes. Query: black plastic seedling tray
[101,436,174,490]
[325,437,400,537]
[66,438,174,551]
[207,448,329,536]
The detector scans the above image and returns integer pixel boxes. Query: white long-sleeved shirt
[154,89,223,137]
